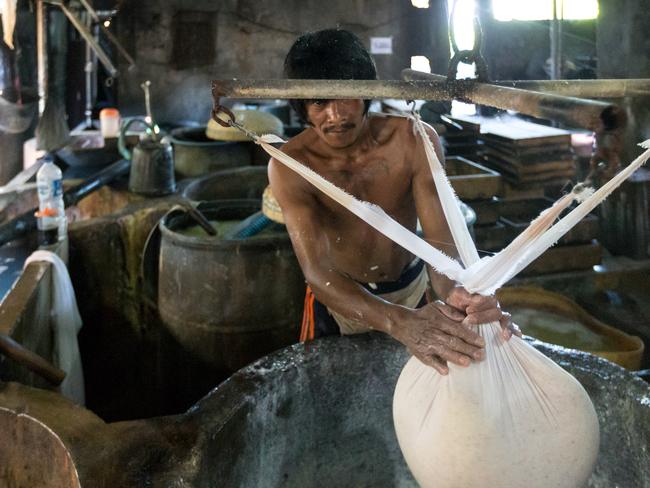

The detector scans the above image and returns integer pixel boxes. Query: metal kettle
[119,118,176,196]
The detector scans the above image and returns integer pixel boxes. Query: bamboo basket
[497,286,644,370]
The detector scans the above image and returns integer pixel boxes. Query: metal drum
[182,166,269,203]
[169,126,251,178]
[157,200,303,372]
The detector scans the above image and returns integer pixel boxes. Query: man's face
[305,99,366,149]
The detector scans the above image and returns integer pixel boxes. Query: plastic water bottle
[36,156,67,246]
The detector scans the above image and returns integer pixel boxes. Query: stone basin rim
[192,333,650,417]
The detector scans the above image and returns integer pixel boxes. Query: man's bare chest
[313,154,412,207]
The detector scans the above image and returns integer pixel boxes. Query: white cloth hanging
[1,0,17,50]
[25,250,85,405]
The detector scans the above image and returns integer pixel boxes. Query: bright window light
[411,0,430,7]
[447,0,478,115]
[410,56,431,73]
[448,0,476,50]
[492,0,598,21]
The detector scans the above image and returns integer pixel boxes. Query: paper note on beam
[370,37,393,55]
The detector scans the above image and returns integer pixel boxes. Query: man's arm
[269,149,487,375]
[269,155,406,333]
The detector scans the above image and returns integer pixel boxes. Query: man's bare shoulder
[268,129,318,197]
[368,113,421,145]
[278,127,319,160]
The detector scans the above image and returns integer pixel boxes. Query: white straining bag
[393,329,598,487]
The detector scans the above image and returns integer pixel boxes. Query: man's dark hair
[284,28,377,124]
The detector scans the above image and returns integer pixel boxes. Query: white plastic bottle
[36,156,67,247]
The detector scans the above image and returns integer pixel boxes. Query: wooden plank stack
[440,115,483,159]
[478,117,576,191]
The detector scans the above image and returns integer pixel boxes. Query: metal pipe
[212,79,457,102]
[213,78,650,100]
[550,0,562,80]
[402,70,626,131]
[0,332,66,385]
[84,11,94,128]
[213,75,627,131]
[36,0,47,116]
[51,0,118,78]
[78,0,136,68]
[491,79,650,98]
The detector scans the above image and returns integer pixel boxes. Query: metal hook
[211,101,260,141]
[407,100,417,116]
[447,8,489,82]
[448,0,460,55]
[211,101,236,128]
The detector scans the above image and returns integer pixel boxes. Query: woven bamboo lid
[207,110,284,142]
[262,185,285,223]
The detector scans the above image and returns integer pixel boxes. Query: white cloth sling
[257,130,650,295]
[25,250,85,405]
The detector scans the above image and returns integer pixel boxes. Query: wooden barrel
[157,201,303,372]
[0,407,80,487]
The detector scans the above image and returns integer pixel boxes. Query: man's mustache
[324,123,356,133]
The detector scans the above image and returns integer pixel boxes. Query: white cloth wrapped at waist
[330,263,428,335]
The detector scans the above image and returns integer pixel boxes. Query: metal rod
[550,0,562,80]
[0,332,66,385]
[213,74,627,131]
[213,77,650,100]
[84,12,94,128]
[212,79,457,102]
[36,0,47,116]
[98,22,136,68]
[78,0,136,68]
[402,70,626,131]
[491,79,650,98]
[54,1,118,77]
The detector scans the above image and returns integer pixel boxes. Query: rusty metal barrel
[157,200,304,372]
[182,166,269,203]
[169,126,251,179]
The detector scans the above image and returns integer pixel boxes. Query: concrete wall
[597,0,650,152]
[114,0,450,123]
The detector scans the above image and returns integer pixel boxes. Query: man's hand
[392,301,486,375]
[445,285,522,341]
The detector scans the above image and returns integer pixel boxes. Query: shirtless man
[269,29,517,374]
